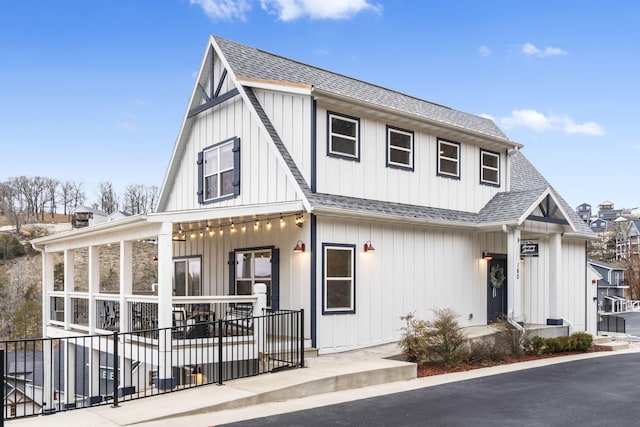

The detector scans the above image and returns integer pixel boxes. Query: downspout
[561,317,573,335]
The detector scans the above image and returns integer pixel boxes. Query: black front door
[487,256,507,323]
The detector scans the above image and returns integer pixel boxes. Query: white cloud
[190,0,252,21]
[521,42,568,58]
[478,46,492,57]
[499,109,604,136]
[314,48,330,56]
[479,113,495,122]
[260,0,382,21]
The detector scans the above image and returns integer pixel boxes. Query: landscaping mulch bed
[416,347,608,378]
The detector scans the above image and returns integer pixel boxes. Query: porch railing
[1,309,304,421]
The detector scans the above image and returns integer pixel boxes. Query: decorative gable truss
[527,193,571,226]
[188,46,240,118]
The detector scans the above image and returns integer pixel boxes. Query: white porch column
[119,240,133,333]
[548,232,563,324]
[88,245,99,333]
[157,222,174,389]
[63,249,75,330]
[41,251,54,335]
[507,228,523,322]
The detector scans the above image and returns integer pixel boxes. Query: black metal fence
[1,309,303,421]
[598,314,626,333]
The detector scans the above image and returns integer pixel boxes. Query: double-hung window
[197,137,240,204]
[322,244,356,314]
[387,126,414,170]
[235,249,273,307]
[328,112,360,160]
[480,149,500,186]
[437,138,460,178]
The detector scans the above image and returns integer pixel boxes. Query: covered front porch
[32,201,310,339]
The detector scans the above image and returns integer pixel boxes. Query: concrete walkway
[9,338,640,427]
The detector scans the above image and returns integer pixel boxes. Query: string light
[171,212,303,238]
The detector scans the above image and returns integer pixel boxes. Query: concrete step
[304,347,319,359]
[593,340,630,351]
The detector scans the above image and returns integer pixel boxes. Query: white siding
[314,104,505,213]
[162,58,302,212]
[314,217,507,353]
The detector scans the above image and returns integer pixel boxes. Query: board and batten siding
[163,60,302,212]
[520,237,587,331]
[314,104,505,213]
[314,216,506,354]
[252,89,312,186]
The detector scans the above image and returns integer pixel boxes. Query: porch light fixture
[482,251,493,261]
[293,240,306,253]
[364,241,375,252]
[153,255,158,263]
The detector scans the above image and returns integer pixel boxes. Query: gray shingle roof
[213,35,510,141]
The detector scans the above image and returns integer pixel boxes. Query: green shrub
[399,312,430,363]
[572,332,593,352]
[425,308,466,368]
[523,335,546,355]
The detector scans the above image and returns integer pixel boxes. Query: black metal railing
[1,309,303,421]
[598,314,626,333]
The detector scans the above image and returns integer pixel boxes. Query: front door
[487,256,507,323]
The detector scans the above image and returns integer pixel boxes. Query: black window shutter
[197,151,204,204]
[271,248,280,310]
[233,137,241,196]
[228,251,235,296]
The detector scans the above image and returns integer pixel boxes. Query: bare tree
[0,179,27,235]
[45,178,59,219]
[71,181,85,209]
[147,185,159,213]
[99,181,118,214]
[620,254,640,300]
[58,180,74,216]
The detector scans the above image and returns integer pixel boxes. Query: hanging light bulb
[266,220,272,230]
[241,224,247,232]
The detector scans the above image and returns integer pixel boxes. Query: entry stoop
[593,335,630,351]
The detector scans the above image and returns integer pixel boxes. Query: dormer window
[437,138,460,178]
[386,126,414,170]
[328,112,359,161]
[480,149,500,186]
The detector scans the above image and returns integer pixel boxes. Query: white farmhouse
[33,35,595,359]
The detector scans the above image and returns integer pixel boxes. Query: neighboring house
[107,211,131,222]
[576,203,591,224]
[614,217,640,260]
[33,36,596,362]
[590,218,609,234]
[71,206,108,228]
[597,201,623,221]
[588,258,628,312]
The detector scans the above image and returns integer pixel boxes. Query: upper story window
[386,126,414,170]
[437,138,460,179]
[197,137,240,204]
[328,111,360,161]
[480,149,500,186]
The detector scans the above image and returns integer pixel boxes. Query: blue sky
[1,0,638,211]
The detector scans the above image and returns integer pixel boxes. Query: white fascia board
[311,88,523,150]
[236,76,313,96]
[148,201,306,224]
[517,187,578,232]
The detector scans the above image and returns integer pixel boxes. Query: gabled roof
[213,36,515,144]
[588,258,624,271]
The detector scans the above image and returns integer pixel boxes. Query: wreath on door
[490,265,505,298]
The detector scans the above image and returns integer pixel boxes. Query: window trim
[437,138,460,179]
[197,136,240,205]
[386,125,414,171]
[322,243,356,315]
[172,255,202,297]
[480,149,501,187]
[327,111,360,161]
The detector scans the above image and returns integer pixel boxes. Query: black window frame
[197,136,240,205]
[480,148,501,187]
[322,243,356,315]
[327,111,360,161]
[437,138,461,179]
[386,125,414,171]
